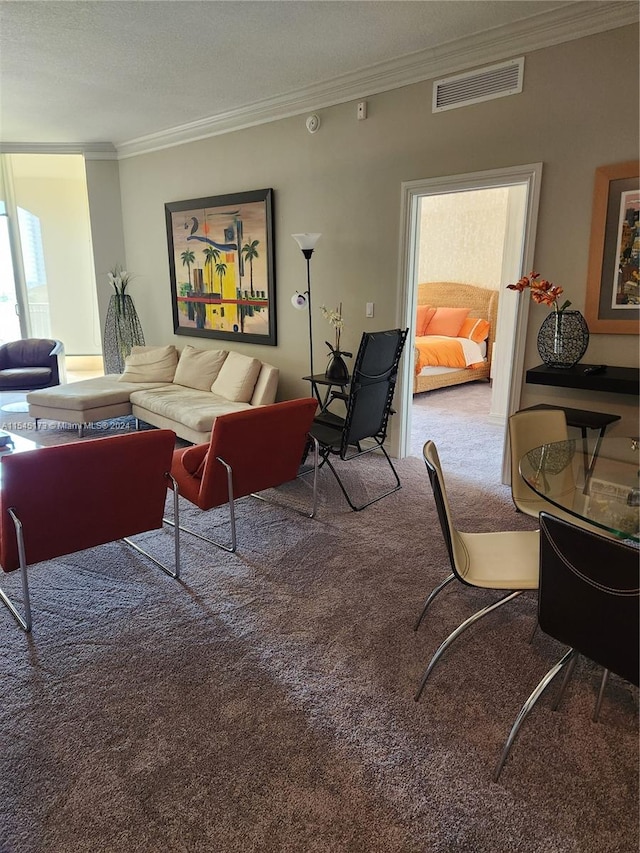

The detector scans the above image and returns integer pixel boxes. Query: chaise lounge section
[26,344,279,444]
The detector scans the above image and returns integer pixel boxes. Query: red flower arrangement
[506,271,571,313]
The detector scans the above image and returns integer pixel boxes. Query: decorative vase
[103,293,145,374]
[325,351,350,383]
[536,309,589,369]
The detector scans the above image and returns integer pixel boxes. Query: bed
[413,281,499,395]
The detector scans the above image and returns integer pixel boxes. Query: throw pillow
[416,305,436,336]
[211,350,261,403]
[118,345,178,383]
[424,307,470,337]
[458,317,491,343]
[173,346,228,391]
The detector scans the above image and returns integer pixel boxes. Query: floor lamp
[291,233,321,377]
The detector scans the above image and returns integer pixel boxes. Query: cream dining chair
[414,441,540,701]
[508,408,575,519]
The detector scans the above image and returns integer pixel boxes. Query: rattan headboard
[416,281,499,361]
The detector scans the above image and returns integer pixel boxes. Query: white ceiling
[0,0,637,156]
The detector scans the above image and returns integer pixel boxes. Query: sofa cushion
[27,375,168,411]
[0,367,51,388]
[119,345,178,383]
[130,385,251,433]
[211,351,261,403]
[173,346,228,391]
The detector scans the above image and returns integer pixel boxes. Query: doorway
[396,163,542,483]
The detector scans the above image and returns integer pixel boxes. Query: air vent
[433,58,524,113]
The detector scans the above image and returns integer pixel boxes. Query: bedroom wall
[104,24,638,445]
[418,189,508,288]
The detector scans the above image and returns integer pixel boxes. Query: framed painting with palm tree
[165,188,276,345]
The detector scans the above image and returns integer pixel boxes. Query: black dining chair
[309,328,408,511]
[493,512,640,781]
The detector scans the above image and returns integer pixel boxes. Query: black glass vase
[536,309,589,369]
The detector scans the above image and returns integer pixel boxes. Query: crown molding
[117,1,637,159]
[0,142,117,159]
[11,1,633,161]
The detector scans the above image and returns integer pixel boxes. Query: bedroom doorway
[397,163,542,483]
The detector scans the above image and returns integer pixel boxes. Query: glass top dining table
[520,435,640,542]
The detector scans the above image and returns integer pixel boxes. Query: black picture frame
[165,188,276,345]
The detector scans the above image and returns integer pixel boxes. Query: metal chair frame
[0,473,180,633]
[414,440,539,701]
[165,437,319,553]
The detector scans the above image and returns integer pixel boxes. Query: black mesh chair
[494,512,639,781]
[309,328,408,511]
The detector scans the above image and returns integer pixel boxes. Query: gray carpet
[0,387,637,852]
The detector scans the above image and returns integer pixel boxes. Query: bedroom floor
[410,380,507,486]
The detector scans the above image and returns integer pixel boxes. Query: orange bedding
[415,335,484,375]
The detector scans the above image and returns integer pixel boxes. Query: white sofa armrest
[251,363,279,406]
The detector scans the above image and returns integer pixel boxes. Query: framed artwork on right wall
[585,160,640,334]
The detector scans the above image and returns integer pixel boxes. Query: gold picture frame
[585,161,639,335]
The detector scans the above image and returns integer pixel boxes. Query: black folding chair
[309,328,408,511]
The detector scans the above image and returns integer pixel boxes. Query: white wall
[88,25,638,444]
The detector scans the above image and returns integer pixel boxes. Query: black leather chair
[494,512,639,781]
[310,328,408,511]
[0,339,65,391]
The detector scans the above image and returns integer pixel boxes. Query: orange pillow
[424,307,469,337]
[416,305,436,336]
[458,317,491,343]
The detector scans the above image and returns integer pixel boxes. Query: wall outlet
[366,302,374,317]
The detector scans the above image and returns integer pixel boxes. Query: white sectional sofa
[26,344,279,444]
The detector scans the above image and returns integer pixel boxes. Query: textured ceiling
[0,0,634,149]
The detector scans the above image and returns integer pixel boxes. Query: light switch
[366,302,374,318]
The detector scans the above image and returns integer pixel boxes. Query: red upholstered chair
[0,430,180,632]
[169,398,319,551]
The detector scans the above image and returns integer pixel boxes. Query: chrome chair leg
[414,590,522,701]
[493,647,575,782]
[0,509,32,632]
[413,573,455,631]
[593,668,610,722]
[551,650,578,710]
[164,457,237,553]
[124,473,181,578]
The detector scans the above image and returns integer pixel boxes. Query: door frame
[394,162,543,480]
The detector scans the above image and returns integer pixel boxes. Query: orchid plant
[320,303,347,354]
[507,271,571,313]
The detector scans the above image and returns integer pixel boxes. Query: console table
[525,364,639,395]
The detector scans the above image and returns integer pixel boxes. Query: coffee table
[0,431,41,476]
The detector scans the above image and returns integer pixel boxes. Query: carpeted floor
[0,386,637,852]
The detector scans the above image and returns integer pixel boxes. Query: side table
[302,373,350,412]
